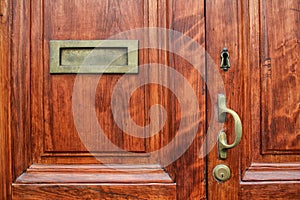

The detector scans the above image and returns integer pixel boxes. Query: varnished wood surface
[0,0,11,199]
[261,0,300,153]
[42,0,146,154]
[240,0,300,198]
[14,164,174,183]
[243,163,300,181]
[12,164,176,199]
[167,0,206,199]
[242,0,300,172]
[240,182,300,200]
[206,0,244,199]
[2,0,300,199]
[11,0,206,199]
[11,0,32,181]
[12,184,176,200]
[246,0,300,163]
[207,0,300,199]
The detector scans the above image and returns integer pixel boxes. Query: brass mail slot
[50,40,138,73]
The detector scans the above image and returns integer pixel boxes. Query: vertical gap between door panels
[204,0,209,199]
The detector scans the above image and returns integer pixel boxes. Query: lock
[213,164,231,182]
[220,48,230,71]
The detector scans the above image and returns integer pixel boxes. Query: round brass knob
[213,164,231,182]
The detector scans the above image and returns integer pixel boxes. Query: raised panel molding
[240,181,300,200]
[12,164,176,199]
[260,0,300,154]
[14,164,174,183]
[9,0,207,199]
[12,184,176,200]
[240,0,300,197]
[39,152,152,164]
[243,163,300,181]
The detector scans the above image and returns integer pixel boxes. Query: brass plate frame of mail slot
[50,40,138,73]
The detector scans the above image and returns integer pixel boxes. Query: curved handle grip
[217,94,242,159]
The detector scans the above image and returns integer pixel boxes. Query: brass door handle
[217,94,242,159]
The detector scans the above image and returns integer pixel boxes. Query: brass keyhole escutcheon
[213,164,231,182]
[220,48,230,71]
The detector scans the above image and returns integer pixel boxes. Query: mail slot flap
[50,40,138,73]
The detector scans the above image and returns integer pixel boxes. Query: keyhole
[213,164,230,182]
[220,48,230,71]
[220,173,224,178]
[222,53,228,65]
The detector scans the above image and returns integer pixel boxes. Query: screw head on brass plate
[213,164,231,182]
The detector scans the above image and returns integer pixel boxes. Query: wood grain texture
[243,163,300,181]
[206,0,245,199]
[13,164,176,199]
[11,0,32,179]
[240,182,300,200]
[242,0,299,168]
[14,164,174,183]
[12,184,176,200]
[31,0,44,164]
[7,0,300,199]
[261,0,300,154]
[167,0,206,199]
[42,0,146,155]
[241,0,300,197]
[0,0,11,199]
[13,0,206,199]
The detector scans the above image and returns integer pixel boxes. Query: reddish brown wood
[242,0,300,169]
[241,1,300,199]
[206,0,300,199]
[241,0,300,166]
[206,0,244,199]
[243,163,300,181]
[11,0,207,199]
[4,0,300,199]
[167,0,206,199]
[12,184,176,200]
[12,164,177,199]
[42,0,147,155]
[241,0,300,198]
[261,0,300,154]
[31,0,44,165]
[0,0,11,199]
[240,182,300,200]
[14,164,174,183]
[11,0,32,180]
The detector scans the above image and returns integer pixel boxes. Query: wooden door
[0,0,299,199]
[206,0,300,199]
[6,0,206,199]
